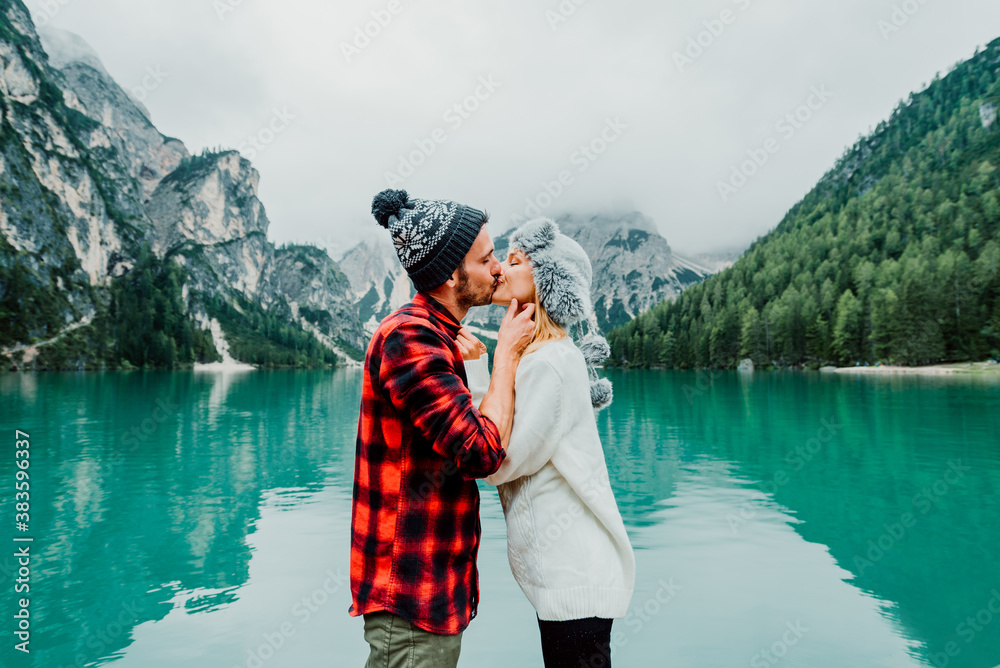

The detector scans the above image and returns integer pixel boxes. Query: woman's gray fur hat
[509,218,592,328]
[509,217,613,411]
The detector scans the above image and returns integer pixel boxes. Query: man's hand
[496,298,535,360]
[457,326,487,361]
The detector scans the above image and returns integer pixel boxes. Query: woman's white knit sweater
[464,337,635,621]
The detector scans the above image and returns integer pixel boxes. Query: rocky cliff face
[273,243,368,357]
[337,238,414,333]
[1,2,135,332]
[147,151,277,308]
[552,212,711,330]
[39,27,188,204]
[0,3,364,367]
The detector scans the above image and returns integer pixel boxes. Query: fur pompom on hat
[579,336,612,367]
[509,218,592,328]
[581,334,613,411]
[509,217,613,410]
[590,378,613,411]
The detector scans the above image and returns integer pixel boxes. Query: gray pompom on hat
[509,217,613,411]
[371,189,485,292]
[578,336,612,366]
[590,377,613,411]
[582,336,613,411]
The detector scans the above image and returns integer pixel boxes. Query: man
[349,189,535,667]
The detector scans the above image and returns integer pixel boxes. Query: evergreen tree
[832,290,863,365]
[740,306,767,364]
[608,39,1000,369]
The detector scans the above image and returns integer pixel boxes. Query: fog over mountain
[20,0,1000,258]
[1,3,714,370]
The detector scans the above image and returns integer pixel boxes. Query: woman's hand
[457,326,487,361]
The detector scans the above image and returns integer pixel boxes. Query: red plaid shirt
[348,292,506,634]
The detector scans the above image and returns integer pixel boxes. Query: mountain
[337,238,414,333]
[339,212,712,341]
[685,248,744,274]
[546,212,711,331]
[0,3,364,370]
[272,243,368,358]
[608,38,1000,369]
[461,212,711,334]
[0,0,713,372]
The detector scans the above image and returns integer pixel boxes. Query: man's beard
[455,263,496,310]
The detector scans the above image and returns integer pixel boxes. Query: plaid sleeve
[381,321,505,479]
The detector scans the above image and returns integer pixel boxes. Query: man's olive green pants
[363,612,463,668]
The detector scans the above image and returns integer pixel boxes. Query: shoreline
[822,361,1000,376]
[192,360,258,372]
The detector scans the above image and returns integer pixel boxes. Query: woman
[458,217,636,668]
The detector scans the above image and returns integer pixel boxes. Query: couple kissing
[349,189,635,668]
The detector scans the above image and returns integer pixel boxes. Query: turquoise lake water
[1,369,998,668]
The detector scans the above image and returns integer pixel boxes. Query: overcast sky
[22,0,1000,258]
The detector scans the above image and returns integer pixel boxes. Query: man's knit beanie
[371,189,486,292]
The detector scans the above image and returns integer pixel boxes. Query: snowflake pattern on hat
[390,199,457,268]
